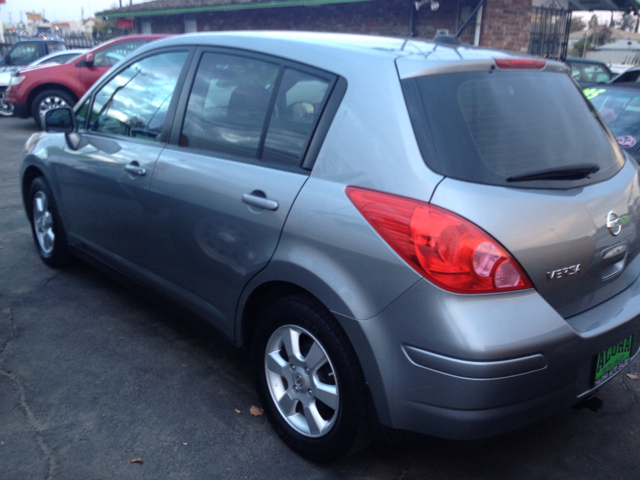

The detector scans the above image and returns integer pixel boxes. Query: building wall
[142,0,530,53]
[480,0,531,53]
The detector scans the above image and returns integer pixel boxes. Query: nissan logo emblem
[606,211,622,236]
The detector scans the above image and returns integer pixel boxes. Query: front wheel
[252,295,370,462]
[0,89,14,117]
[28,177,71,267]
[31,89,75,127]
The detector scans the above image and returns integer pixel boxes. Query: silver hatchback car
[22,32,640,462]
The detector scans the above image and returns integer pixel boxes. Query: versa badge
[547,264,581,280]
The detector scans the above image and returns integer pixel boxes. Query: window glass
[45,52,80,64]
[75,100,89,130]
[402,70,624,189]
[585,87,640,152]
[93,40,148,67]
[571,63,611,83]
[263,69,330,165]
[9,43,38,64]
[47,43,66,54]
[89,51,188,141]
[180,52,279,158]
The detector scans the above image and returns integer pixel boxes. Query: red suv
[6,35,167,126]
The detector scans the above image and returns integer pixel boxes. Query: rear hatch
[398,56,640,318]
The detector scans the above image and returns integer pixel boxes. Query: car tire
[0,89,14,117]
[28,177,72,267]
[252,294,370,462]
[31,89,75,127]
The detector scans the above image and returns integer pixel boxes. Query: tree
[570,16,587,33]
[571,21,614,57]
[618,13,636,31]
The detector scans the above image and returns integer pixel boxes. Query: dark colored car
[610,65,640,83]
[566,57,613,86]
[583,83,640,160]
[5,35,166,125]
[0,38,66,71]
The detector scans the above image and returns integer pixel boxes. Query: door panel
[148,149,308,338]
[54,135,161,269]
[54,50,189,271]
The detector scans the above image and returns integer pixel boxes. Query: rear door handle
[125,162,146,176]
[242,193,279,211]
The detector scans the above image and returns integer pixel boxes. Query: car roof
[86,34,169,54]
[14,38,65,43]
[566,57,608,65]
[134,31,567,79]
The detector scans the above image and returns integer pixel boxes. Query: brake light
[495,58,546,69]
[345,187,532,294]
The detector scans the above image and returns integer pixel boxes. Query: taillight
[345,187,532,294]
[495,58,546,69]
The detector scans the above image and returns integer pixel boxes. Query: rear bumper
[337,274,640,440]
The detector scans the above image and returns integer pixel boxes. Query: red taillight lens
[495,58,546,69]
[345,187,532,294]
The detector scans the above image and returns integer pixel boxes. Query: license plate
[594,335,633,387]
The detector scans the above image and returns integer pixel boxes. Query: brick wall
[143,0,531,53]
[480,0,531,53]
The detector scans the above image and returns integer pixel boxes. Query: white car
[0,49,86,116]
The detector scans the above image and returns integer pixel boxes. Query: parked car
[609,64,632,78]
[5,35,166,125]
[0,38,66,73]
[24,32,640,462]
[583,83,640,160]
[610,64,640,83]
[0,49,87,117]
[565,57,613,86]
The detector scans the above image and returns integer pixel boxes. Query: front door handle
[242,193,279,211]
[125,162,146,176]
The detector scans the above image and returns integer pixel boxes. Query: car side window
[47,44,66,54]
[9,43,38,64]
[591,65,611,83]
[89,51,188,141]
[75,100,89,130]
[180,52,280,158]
[93,40,148,67]
[263,69,331,165]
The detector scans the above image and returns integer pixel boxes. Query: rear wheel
[28,177,71,267]
[252,295,370,462]
[31,89,75,127]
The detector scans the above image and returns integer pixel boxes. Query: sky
[0,0,122,24]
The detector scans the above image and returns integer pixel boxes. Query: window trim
[74,46,195,146]
[167,46,341,171]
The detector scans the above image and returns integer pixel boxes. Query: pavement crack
[0,369,58,480]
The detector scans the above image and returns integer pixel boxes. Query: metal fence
[0,28,130,56]
[2,32,99,48]
[529,7,572,60]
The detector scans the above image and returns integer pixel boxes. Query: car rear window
[47,43,66,54]
[402,70,625,189]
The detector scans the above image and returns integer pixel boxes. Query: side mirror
[44,107,83,151]
[43,107,75,133]
[84,53,95,66]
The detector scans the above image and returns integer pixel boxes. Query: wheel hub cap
[264,324,339,438]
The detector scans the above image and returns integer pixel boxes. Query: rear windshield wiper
[507,163,600,182]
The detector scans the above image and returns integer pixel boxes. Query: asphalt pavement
[1,116,640,479]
